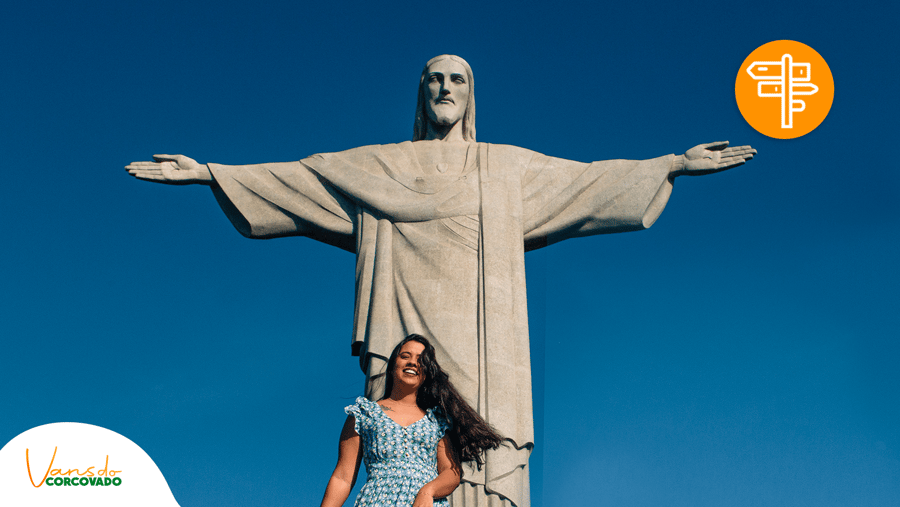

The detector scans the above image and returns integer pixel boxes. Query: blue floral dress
[345,397,452,507]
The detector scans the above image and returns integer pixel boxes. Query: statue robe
[207,140,676,507]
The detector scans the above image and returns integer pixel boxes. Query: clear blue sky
[2,1,898,506]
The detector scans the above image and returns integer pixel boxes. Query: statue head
[413,55,476,142]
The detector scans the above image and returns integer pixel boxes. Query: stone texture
[125,54,755,507]
[206,142,676,507]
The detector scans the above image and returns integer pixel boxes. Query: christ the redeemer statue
[127,54,755,507]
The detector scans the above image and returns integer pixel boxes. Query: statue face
[423,59,470,129]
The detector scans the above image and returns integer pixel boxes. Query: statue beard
[427,114,464,138]
[427,101,465,127]
[430,114,458,127]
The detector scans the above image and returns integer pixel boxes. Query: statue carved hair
[413,55,476,142]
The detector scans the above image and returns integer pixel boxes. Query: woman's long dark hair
[381,334,503,469]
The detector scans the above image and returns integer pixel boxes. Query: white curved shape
[0,422,180,507]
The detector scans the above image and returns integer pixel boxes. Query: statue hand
[125,154,212,185]
[675,141,756,176]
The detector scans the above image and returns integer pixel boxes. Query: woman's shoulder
[344,397,383,435]
[429,406,453,435]
[344,396,380,418]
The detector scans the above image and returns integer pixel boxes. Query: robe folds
[208,140,675,507]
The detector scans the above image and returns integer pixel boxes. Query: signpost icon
[746,54,819,129]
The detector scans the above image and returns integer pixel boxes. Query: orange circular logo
[736,40,834,139]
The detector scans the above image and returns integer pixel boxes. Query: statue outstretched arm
[126,154,356,250]
[671,141,756,177]
[520,141,755,250]
[125,155,213,185]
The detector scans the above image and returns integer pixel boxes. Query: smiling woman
[319,334,503,507]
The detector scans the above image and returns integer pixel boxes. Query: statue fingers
[126,161,183,180]
[721,146,756,157]
[730,145,756,154]
[129,168,194,184]
[127,168,163,178]
[732,149,755,160]
[719,153,753,163]
[130,172,167,182]
[716,157,748,170]
[125,161,162,170]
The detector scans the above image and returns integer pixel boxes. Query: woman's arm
[413,436,462,507]
[320,415,363,507]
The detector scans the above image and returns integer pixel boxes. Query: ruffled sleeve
[344,396,374,434]
[432,407,453,438]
